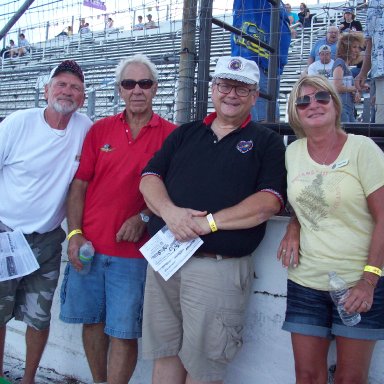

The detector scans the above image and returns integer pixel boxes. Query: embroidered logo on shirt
[100,144,115,152]
[236,140,253,153]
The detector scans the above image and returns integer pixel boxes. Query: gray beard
[51,100,78,114]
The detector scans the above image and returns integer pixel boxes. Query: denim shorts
[60,253,147,339]
[283,279,384,340]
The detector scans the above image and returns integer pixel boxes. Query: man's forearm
[213,191,281,230]
[66,178,88,231]
[139,175,175,217]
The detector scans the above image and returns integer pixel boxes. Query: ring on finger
[363,300,370,309]
[282,249,287,254]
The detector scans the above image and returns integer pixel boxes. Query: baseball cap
[344,8,354,14]
[212,56,260,85]
[48,60,84,83]
[318,45,331,53]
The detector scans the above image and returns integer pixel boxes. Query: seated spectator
[80,23,91,34]
[133,15,144,30]
[298,2,311,27]
[332,32,365,122]
[144,14,157,29]
[339,8,363,33]
[7,39,17,58]
[307,25,339,64]
[56,26,72,38]
[78,18,86,32]
[106,17,114,29]
[17,33,30,57]
[307,45,334,78]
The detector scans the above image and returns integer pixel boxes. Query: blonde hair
[288,76,342,138]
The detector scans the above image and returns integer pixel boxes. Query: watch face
[140,212,150,223]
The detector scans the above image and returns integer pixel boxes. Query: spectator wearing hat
[355,0,384,123]
[339,8,363,33]
[144,14,157,29]
[0,60,91,383]
[307,45,334,78]
[139,55,287,384]
[308,25,339,64]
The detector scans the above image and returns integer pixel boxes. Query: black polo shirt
[142,114,287,257]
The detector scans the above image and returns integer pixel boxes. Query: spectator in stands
[0,60,91,384]
[140,55,286,384]
[144,14,157,29]
[78,18,86,32]
[60,54,176,384]
[279,73,384,384]
[307,26,339,65]
[332,33,365,122]
[7,39,17,58]
[298,2,311,28]
[285,3,300,38]
[231,0,291,122]
[106,17,114,29]
[80,22,91,34]
[133,15,144,30]
[339,8,363,33]
[307,45,334,78]
[17,33,29,57]
[355,0,384,123]
[56,26,72,38]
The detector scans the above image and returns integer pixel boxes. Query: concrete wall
[5,216,384,383]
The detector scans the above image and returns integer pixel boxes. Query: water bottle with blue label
[78,241,95,275]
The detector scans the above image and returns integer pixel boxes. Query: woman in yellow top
[278,75,384,383]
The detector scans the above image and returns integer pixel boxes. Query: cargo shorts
[0,225,65,330]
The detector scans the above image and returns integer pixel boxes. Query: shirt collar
[118,110,159,128]
[203,112,251,128]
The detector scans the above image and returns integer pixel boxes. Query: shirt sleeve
[357,137,384,197]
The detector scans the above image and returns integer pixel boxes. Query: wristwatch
[140,212,150,223]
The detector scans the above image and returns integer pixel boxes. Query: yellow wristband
[67,229,83,241]
[364,265,382,277]
[206,213,218,233]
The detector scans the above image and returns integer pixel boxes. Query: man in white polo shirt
[0,60,92,383]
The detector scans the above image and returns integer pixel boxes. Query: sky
[0,0,349,45]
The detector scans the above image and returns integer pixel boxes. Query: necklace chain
[309,138,336,165]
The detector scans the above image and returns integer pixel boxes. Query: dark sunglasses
[295,91,331,110]
[120,79,154,90]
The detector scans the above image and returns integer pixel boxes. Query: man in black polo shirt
[139,56,286,384]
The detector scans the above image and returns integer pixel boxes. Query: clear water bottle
[328,271,361,326]
[78,241,95,275]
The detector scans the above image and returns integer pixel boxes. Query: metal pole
[267,1,280,122]
[175,0,198,124]
[195,0,213,120]
[0,0,36,42]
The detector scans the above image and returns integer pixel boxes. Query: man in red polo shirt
[60,53,176,384]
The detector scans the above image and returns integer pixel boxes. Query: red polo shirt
[75,112,176,257]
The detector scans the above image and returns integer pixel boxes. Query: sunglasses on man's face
[120,79,154,90]
[295,91,332,110]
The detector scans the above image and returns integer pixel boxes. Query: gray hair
[115,54,158,84]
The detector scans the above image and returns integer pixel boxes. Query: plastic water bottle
[78,241,95,275]
[328,271,361,326]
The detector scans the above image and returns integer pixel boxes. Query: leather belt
[194,252,232,260]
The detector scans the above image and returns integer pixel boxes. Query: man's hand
[67,234,87,271]
[162,206,207,242]
[116,215,146,243]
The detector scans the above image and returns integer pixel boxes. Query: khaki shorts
[0,226,65,330]
[142,255,254,382]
